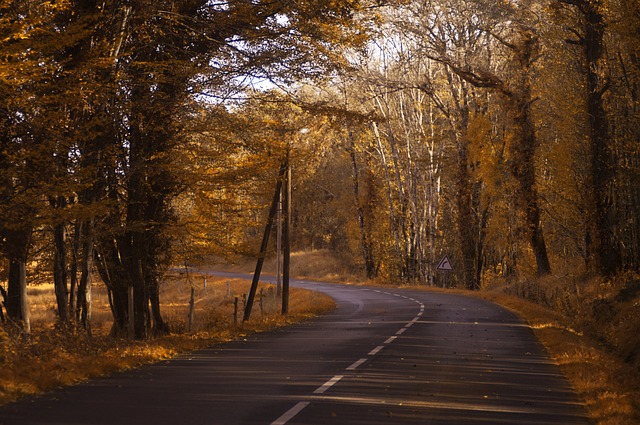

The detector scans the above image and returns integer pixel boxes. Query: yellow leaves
[41,0,72,14]
[467,112,504,197]
[0,326,16,362]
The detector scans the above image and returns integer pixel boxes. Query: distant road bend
[0,274,591,424]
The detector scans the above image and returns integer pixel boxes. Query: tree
[548,0,640,276]
[554,0,616,276]
[93,0,375,338]
[399,0,554,279]
[0,0,373,338]
[0,0,76,332]
[608,0,640,272]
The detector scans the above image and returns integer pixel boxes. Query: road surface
[0,276,591,424]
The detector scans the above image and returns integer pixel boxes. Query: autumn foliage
[0,0,639,421]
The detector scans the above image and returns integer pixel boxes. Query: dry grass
[0,273,335,406]
[209,249,364,283]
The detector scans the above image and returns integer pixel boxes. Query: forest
[0,0,639,370]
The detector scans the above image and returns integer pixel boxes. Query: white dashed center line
[346,358,368,371]
[271,402,310,425]
[368,345,385,356]
[313,375,344,394]
[270,290,425,425]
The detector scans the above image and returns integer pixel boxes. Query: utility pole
[276,190,282,297]
[243,161,286,322]
[282,151,291,315]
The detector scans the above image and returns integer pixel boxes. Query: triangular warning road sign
[436,255,453,271]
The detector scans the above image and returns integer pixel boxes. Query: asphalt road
[0,275,591,424]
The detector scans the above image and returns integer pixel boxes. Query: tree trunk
[108,286,129,337]
[6,259,30,333]
[149,281,168,335]
[50,196,70,324]
[447,74,482,290]
[76,219,95,335]
[455,136,481,289]
[348,130,377,279]
[512,97,552,276]
[4,228,32,333]
[558,0,618,276]
[372,121,404,279]
[509,30,552,277]
[584,3,618,276]
[69,220,81,322]
[282,154,292,316]
[95,236,129,336]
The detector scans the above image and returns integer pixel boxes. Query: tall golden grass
[209,249,364,283]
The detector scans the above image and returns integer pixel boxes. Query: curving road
[0,276,591,424]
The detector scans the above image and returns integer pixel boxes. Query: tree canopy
[1,0,639,336]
